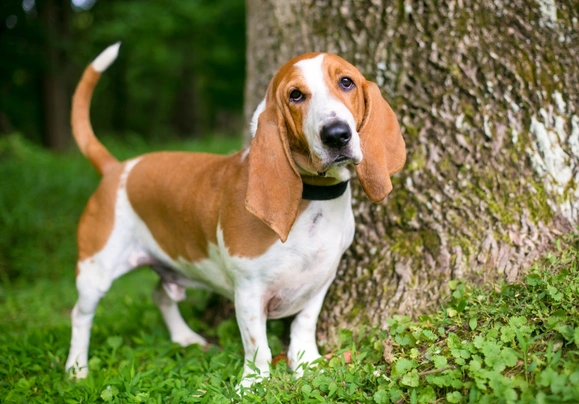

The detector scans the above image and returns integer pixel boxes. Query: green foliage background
[0,0,245,144]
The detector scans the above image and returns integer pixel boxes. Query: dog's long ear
[245,105,302,242]
[356,81,406,202]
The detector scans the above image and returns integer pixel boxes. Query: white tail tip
[92,42,121,73]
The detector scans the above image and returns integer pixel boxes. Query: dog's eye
[289,89,304,102]
[340,77,354,90]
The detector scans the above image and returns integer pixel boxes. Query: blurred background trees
[0,0,245,149]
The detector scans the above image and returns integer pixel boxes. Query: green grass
[1,135,579,403]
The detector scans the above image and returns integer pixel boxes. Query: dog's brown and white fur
[65,43,405,385]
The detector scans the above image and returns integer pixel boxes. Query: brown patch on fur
[356,82,406,202]
[127,152,223,261]
[127,151,296,260]
[224,149,298,256]
[228,149,309,256]
[322,54,367,127]
[77,163,125,261]
[291,151,319,177]
[245,104,304,243]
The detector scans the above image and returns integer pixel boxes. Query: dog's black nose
[320,121,351,149]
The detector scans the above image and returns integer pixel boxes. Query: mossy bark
[245,0,579,346]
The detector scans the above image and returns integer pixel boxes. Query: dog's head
[245,53,406,242]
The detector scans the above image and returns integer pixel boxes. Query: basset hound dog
[65,43,405,386]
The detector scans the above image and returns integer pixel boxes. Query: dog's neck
[301,175,349,200]
[300,175,343,186]
[290,150,351,200]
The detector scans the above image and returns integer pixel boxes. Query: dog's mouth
[333,155,351,164]
[315,154,359,177]
[293,149,360,178]
[329,152,361,168]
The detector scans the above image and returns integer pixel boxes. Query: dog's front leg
[288,278,334,377]
[235,284,271,387]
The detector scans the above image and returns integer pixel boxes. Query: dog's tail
[71,43,121,175]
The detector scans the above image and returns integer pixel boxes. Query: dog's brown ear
[356,81,406,202]
[245,106,302,242]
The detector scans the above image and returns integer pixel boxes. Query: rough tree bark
[245,0,579,346]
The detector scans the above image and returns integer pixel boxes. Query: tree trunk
[40,0,71,151]
[172,63,200,137]
[245,0,579,346]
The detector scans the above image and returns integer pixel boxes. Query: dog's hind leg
[152,278,208,347]
[66,159,145,378]
[66,245,147,378]
[65,256,127,378]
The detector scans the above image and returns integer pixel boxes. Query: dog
[65,43,405,386]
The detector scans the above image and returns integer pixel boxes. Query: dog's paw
[236,363,270,393]
[288,350,322,378]
[171,331,208,347]
[236,373,266,395]
[66,365,88,380]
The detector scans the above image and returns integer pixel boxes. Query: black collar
[302,180,349,200]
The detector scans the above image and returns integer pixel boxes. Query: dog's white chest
[160,189,355,318]
[242,194,355,318]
